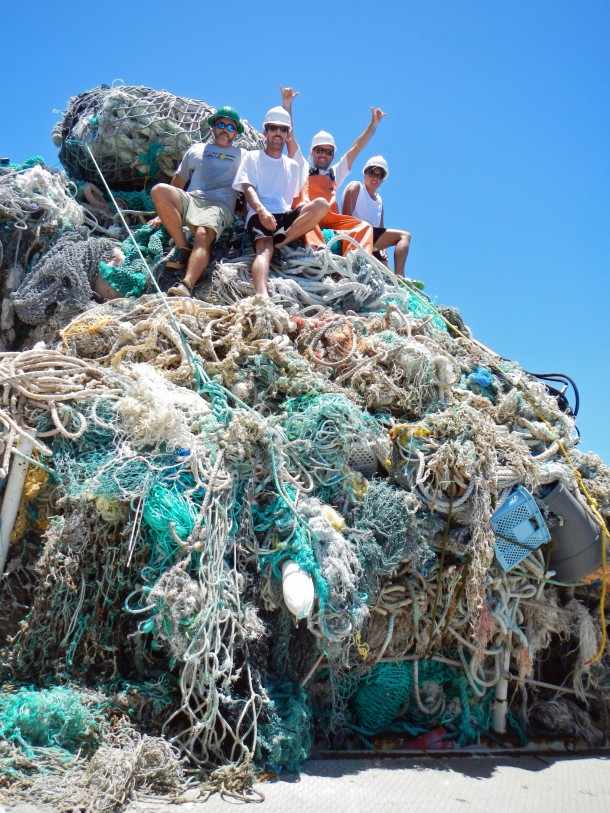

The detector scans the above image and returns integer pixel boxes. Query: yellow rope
[10,452,50,544]
[354,630,370,660]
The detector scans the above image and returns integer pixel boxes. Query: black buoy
[543,482,603,582]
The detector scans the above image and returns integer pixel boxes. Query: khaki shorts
[176,190,234,239]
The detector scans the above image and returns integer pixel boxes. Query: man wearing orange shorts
[284,101,386,257]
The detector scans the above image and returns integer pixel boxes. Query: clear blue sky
[3,1,609,462]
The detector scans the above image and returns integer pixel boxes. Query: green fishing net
[0,687,104,756]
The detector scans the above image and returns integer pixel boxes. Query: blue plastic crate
[491,486,551,571]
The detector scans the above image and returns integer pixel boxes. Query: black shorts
[247,207,302,246]
[373,227,386,244]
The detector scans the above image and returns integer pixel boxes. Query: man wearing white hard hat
[342,156,411,277]
[286,104,385,256]
[233,93,328,297]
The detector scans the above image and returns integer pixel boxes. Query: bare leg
[183,226,216,288]
[251,237,274,297]
[274,199,330,248]
[151,184,189,249]
[374,229,411,277]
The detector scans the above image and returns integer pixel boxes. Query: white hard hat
[364,155,389,178]
[263,106,292,130]
[310,130,337,151]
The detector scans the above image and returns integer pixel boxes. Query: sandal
[166,247,192,270]
[167,279,194,297]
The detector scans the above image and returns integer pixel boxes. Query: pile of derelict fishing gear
[0,84,608,809]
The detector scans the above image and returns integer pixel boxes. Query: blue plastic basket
[491,486,551,571]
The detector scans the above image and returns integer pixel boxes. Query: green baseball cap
[208,106,244,135]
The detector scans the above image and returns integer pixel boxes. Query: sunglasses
[214,121,237,132]
[314,147,334,156]
[266,124,289,133]
[365,168,386,179]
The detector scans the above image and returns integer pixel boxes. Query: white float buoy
[281,559,315,620]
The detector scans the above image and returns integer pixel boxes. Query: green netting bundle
[321,228,343,256]
[51,403,152,503]
[0,155,46,173]
[256,680,312,773]
[350,479,435,601]
[99,223,170,297]
[350,659,482,743]
[351,661,415,733]
[0,687,104,756]
[383,288,447,330]
[112,189,155,211]
[142,481,199,562]
[280,393,379,501]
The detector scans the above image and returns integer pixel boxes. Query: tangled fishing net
[0,161,86,349]
[0,84,608,809]
[12,227,117,325]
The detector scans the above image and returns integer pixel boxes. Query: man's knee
[151,183,170,204]
[392,230,411,247]
[400,232,412,248]
[310,197,330,217]
[193,225,216,246]
[302,197,329,218]
[255,237,274,256]
[152,183,182,213]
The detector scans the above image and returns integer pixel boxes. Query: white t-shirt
[233,150,306,222]
[293,148,351,190]
[348,181,383,227]
[175,143,243,210]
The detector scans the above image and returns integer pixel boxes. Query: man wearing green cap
[151,106,246,296]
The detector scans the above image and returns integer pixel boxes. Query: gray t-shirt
[175,143,244,211]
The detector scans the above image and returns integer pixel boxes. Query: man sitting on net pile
[232,100,329,299]
[150,106,245,297]
[342,155,412,277]
[287,102,386,257]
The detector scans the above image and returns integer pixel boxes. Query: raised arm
[344,107,386,169]
[280,84,300,159]
[342,181,360,217]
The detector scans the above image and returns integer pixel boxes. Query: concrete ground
[2,754,608,813]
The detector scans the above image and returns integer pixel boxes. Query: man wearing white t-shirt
[342,156,412,277]
[232,105,329,298]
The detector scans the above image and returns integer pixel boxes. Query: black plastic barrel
[542,482,603,582]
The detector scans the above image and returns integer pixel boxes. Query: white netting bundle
[53,84,265,188]
[214,241,400,314]
[0,163,84,232]
[0,162,88,348]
